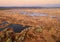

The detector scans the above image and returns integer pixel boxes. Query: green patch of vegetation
[35,26,43,33]
[6,38,12,42]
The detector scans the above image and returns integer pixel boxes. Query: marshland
[0,8,60,42]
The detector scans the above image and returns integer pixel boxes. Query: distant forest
[0,7,60,10]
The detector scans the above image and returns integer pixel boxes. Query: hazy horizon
[0,0,60,7]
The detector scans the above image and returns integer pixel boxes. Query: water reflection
[20,12,60,20]
[20,12,48,16]
[49,16,56,18]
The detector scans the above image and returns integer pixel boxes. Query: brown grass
[0,8,60,42]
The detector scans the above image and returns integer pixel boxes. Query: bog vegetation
[0,8,60,42]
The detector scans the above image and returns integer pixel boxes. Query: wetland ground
[0,8,60,42]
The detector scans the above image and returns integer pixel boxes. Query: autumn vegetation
[0,8,60,42]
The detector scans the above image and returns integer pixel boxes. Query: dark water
[0,21,9,26]
[0,28,5,31]
[0,24,31,33]
[6,24,31,32]
[0,19,31,33]
[0,21,9,31]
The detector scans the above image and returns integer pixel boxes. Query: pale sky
[0,0,60,6]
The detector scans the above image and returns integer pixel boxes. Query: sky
[0,0,60,7]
